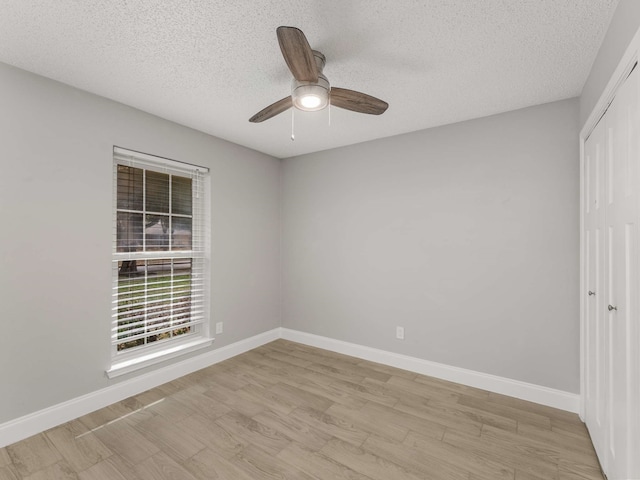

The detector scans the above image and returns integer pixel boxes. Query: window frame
[107,147,211,378]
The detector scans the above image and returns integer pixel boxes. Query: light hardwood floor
[1,340,603,480]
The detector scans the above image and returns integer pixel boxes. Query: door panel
[603,66,638,480]
[584,111,607,465]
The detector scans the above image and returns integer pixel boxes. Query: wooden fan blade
[277,26,318,82]
[330,87,388,115]
[249,96,292,123]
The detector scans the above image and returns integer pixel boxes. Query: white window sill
[106,337,213,378]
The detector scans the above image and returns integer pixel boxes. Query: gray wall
[580,0,640,126]
[283,98,580,393]
[0,62,281,424]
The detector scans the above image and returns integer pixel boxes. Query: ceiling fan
[249,26,389,123]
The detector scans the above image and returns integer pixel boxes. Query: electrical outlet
[215,322,223,334]
[396,326,405,340]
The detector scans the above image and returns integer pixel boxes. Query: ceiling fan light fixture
[292,74,330,112]
[248,27,388,123]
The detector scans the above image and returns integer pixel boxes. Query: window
[108,147,211,377]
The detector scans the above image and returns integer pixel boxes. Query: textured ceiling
[0,0,619,159]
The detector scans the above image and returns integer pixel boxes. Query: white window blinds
[111,147,210,367]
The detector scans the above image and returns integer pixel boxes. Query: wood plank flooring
[0,340,603,479]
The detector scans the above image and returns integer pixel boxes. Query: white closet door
[604,65,639,479]
[584,114,607,465]
[584,65,640,480]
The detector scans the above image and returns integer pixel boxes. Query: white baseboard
[1,326,580,448]
[281,328,580,413]
[0,328,280,448]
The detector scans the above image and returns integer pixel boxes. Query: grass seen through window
[116,260,193,351]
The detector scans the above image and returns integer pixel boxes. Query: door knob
[608,305,617,311]
[588,291,595,296]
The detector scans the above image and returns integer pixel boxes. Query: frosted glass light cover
[292,75,330,112]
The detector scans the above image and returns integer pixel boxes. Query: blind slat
[113,302,203,320]
[112,318,206,345]
[111,308,204,335]
[111,311,206,336]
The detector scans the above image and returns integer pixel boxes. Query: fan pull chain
[291,109,295,141]
[328,104,331,126]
